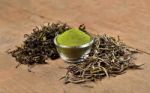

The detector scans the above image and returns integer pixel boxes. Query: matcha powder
[57,28,91,46]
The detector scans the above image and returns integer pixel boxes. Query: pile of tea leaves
[7,22,71,71]
[7,22,87,71]
[62,35,143,84]
[7,22,143,83]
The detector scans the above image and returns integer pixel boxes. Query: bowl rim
[54,34,94,48]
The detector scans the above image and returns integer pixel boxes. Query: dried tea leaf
[7,22,71,71]
[63,34,143,84]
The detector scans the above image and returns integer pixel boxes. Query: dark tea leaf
[7,22,71,71]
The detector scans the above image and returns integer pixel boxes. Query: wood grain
[0,0,150,93]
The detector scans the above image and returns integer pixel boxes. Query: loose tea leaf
[7,22,71,71]
[62,34,143,84]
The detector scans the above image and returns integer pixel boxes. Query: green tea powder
[57,28,91,46]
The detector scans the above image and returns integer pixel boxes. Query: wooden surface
[0,0,150,93]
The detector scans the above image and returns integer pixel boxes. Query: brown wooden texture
[0,0,150,93]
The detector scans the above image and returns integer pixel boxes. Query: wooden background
[0,0,150,93]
